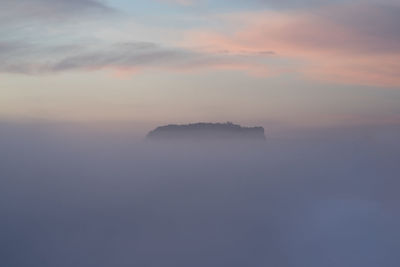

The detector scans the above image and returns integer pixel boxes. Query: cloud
[0,0,275,77]
[152,0,385,9]
[185,3,400,87]
[0,0,113,24]
[2,0,398,86]
[250,0,368,9]
[0,41,274,76]
[156,0,195,5]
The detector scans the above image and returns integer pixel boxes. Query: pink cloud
[184,5,400,87]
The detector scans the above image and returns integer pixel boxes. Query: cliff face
[147,122,265,140]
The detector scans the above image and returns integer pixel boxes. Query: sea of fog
[1,121,399,267]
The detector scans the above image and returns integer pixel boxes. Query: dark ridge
[146,122,265,141]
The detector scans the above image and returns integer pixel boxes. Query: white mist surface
[0,122,399,267]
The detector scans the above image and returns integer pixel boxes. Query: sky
[1,0,400,131]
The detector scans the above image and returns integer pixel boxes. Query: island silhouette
[146,122,265,140]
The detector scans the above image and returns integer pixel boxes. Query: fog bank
[1,121,399,267]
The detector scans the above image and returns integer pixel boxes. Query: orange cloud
[184,5,400,87]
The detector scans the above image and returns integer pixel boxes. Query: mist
[1,121,399,267]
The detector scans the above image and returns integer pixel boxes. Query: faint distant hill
[146,122,265,141]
